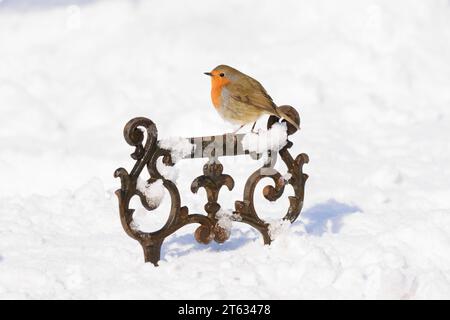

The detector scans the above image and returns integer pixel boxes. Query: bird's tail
[273,108,300,130]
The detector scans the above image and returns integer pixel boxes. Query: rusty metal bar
[114,105,308,266]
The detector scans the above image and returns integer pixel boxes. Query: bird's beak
[204,72,212,76]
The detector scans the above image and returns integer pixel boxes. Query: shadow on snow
[161,199,361,259]
[301,199,361,236]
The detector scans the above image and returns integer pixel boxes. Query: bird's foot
[231,125,244,135]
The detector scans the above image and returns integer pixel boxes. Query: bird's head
[204,65,241,88]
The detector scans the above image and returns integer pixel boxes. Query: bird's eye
[219,73,225,77]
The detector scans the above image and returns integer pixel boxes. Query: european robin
[204,65,299,132]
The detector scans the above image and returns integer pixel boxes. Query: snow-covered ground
[1,0,450,299]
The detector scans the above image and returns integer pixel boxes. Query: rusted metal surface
[114,105,309,266]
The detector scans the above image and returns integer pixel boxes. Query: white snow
[1,0,450,299]
[282,172,292,182]
[158,137,194,163]
[136,178,165,208]
[268,219,291,240]
[242,123,288,154]
[216,210,233,239]
[216,209,242,239]
[155,137,194,181]
[156,158,179,182]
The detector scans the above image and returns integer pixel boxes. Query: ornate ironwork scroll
[114,105,308,265]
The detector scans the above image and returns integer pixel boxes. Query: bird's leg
[251,122,257,133]
[232,125,244,134]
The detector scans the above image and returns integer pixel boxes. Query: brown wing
[228,77,278,115]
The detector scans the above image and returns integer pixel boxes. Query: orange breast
[211,86,222,108]
[210,77,230,109]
